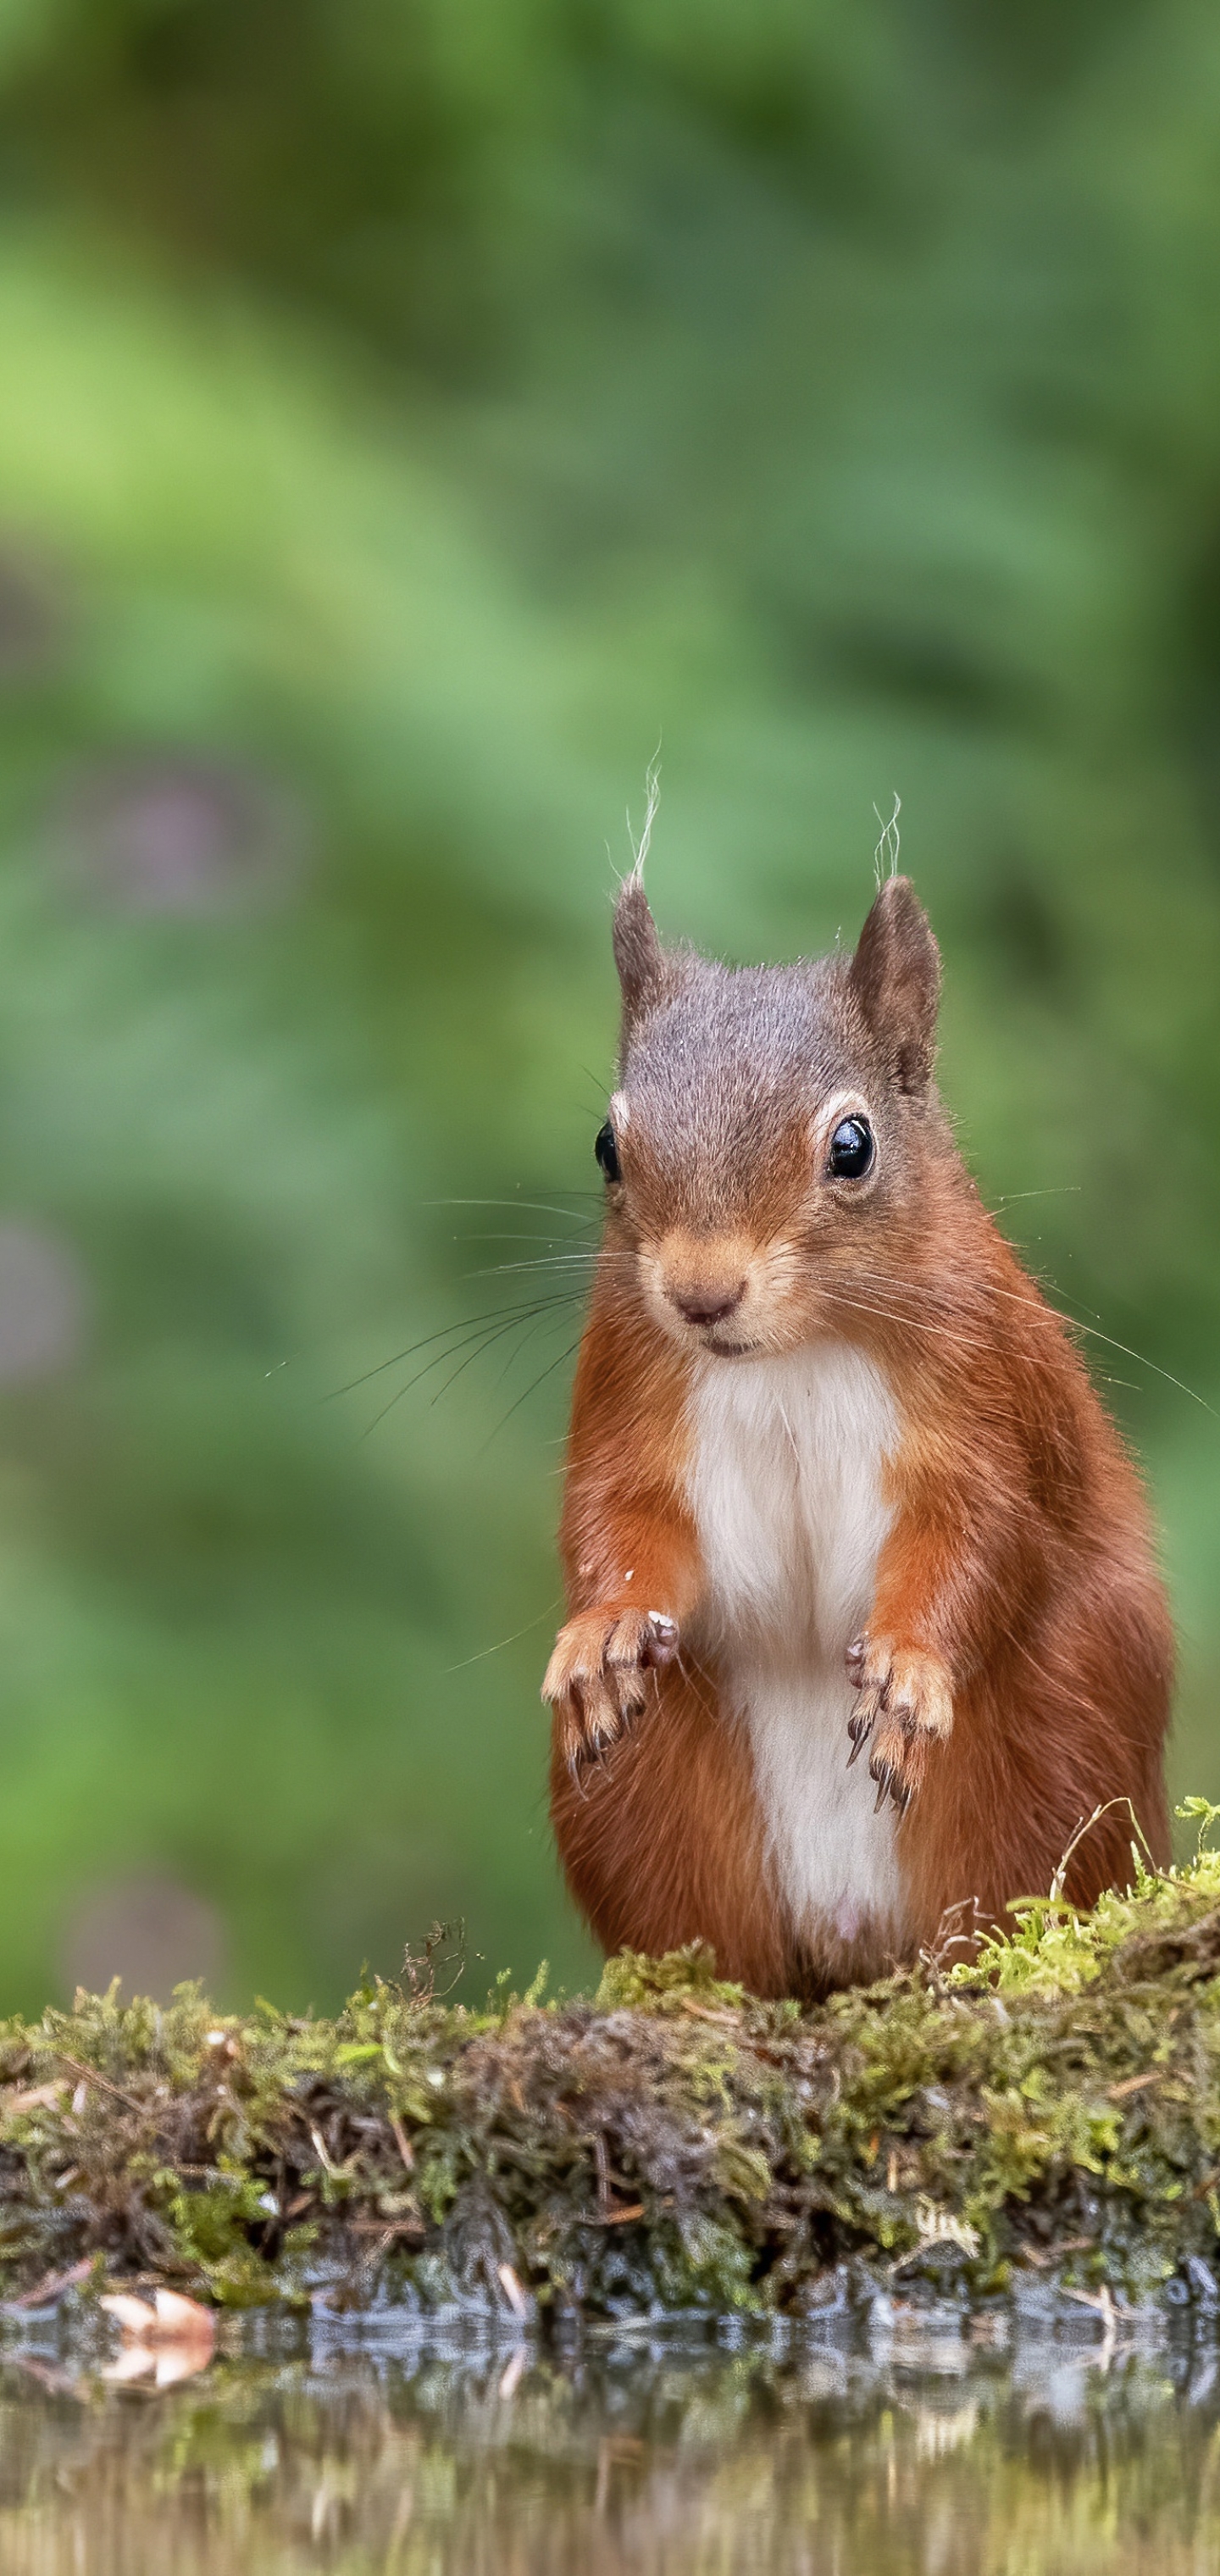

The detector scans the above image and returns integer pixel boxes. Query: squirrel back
[543,874,1173,1997]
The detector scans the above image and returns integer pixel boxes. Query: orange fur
[545,879,1173,1998]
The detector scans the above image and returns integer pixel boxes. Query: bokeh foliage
[0,0,1216,2007]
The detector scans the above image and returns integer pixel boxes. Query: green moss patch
[5,1819,1220,2322]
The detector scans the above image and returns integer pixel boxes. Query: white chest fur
[684,1341,907,1947]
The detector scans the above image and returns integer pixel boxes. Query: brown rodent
[542,871,1172,2000]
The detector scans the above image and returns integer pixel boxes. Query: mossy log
[5,1826,1220,2326]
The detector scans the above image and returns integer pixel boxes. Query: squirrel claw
[544,1602,679,1768]
[846,1698,875,1764]
[870,1747,914,1817]
[846,1634,953,1811]
[872,1761,897,1816]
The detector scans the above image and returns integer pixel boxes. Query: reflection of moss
[5,2342,1220,2576]
[6,1823,1220,2317]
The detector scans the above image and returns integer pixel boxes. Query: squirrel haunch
[543,876,1172,2001]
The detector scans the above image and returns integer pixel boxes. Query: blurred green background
[0,0,1216,2012]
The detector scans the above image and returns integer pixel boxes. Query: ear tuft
[613,878,665,1027]
[848,875,941,1095]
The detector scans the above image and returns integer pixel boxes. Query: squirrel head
[599,874,946,1358]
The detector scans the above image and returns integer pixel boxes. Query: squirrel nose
[668,1279,746,1327]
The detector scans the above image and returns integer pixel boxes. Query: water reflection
[1,2314,1218,2573]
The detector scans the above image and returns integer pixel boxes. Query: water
[2,2310,1218,2573]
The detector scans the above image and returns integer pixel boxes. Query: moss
[6,1824,1220,2320]
[594,1943,749,2015]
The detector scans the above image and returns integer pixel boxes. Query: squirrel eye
[827,1114,874,1180]
[595,1119,621,1184]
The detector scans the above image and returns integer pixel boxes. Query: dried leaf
[100,2286,215,2386]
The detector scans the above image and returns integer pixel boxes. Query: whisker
[480,1338,584,1452]
[459,1257,606,1281]
[422,1196,603,1224]
[359,1306,569,1437]
[1050,1319,1213,1414]
[1037,1285,1105,1325]
[485,1304,567,1391]
[326,1295,579,1399]
[989,1186,1083,1209]
[821,1287,995,1361]
[426,1307,575,1413]
[443,1596,564,1675]
[458,1231,601,1247]
[847,1265,1213,1414]
[464,1250,602,1266]
[349,1298,577,1419]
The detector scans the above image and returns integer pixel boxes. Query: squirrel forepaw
[846,1635,953,1816]
[543,1605,679,1769]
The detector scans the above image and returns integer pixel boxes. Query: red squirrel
[542,870,1173,1999]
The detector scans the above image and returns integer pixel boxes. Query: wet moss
[5,1819,1220,2321]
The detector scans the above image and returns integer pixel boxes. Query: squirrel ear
[613,877,665,1026]
[848,875,941,1095]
